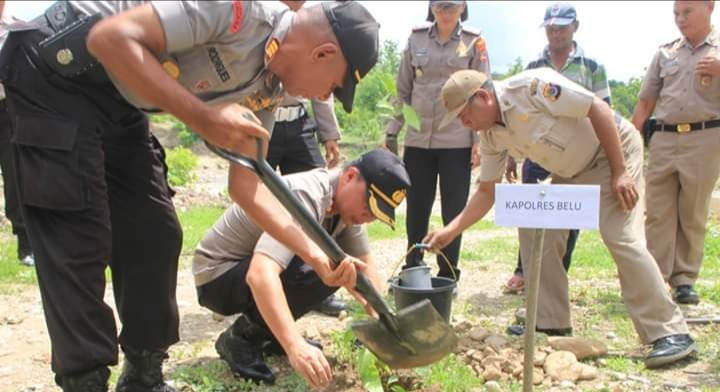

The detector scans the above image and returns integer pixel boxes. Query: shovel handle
[205,139,394,319]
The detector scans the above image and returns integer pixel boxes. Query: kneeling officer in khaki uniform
[424,68,696,368]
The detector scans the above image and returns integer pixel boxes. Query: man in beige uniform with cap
[268,92,348,315]
[632,0,720,305]
[424,68,696,368]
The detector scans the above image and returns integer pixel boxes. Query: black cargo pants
[1,30,182,377]
[266,115,325,175]
[0,100,26,237]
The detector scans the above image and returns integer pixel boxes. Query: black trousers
[0,100,27,237]
[197,257,337,333]
[2,30,182,377]
[514,159,579,275]
[403,147,471,280]
[266,115,325,175]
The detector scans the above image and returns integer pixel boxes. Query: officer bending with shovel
[423,69,696,368]
[193,149,411,388]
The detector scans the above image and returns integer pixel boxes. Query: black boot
[55,367,110,392]
[215,314,275,384]
[116,346,175,392]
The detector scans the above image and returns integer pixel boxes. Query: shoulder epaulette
[661,37,682,49]
[461,26,481,36]
[412,23,432,33]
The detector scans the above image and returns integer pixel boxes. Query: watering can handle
[205,138,394,318]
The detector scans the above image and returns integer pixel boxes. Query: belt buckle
[677,123,691,133]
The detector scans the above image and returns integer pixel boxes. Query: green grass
[177,206,226,258]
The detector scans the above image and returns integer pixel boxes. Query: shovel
[206,138,457,369]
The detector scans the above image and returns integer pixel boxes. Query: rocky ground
[1,149,719,391]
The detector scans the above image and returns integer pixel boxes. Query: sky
[7,1,720,82]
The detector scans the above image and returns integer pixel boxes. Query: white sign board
[495,184,600,229]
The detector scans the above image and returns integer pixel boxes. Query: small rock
[305,326,320,339]
[548,337,608,360]
[533,368,544,385]
[482,365,503,381]
[578,364,598,381]
[559,380,575,389]
[483,346,497,357]
[338,310,348,321]
[484,334,508,351]
[484,380,502,392]
[534,350,547,367]
[544,351,581,382]
[515,308,527,324]
[466,348,476,357]
[511,363,523,377]
[471,351,485,362]
[481,355,504,369]
[606,332,617,340]
[454,319,473,333]
[469,327,490,342]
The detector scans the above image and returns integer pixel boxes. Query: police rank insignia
[542,83,562,101]
[456,40,468,57]
[529,79,539,96]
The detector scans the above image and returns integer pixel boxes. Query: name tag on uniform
[495,184,600,229]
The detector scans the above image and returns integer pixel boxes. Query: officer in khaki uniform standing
[425,68,697,368]
[632,0,720,305]
[385,0,489,280]
[0,1,379,391]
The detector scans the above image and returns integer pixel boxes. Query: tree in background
[609,78,642,118]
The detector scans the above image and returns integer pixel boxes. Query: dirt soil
[0,153,719,392]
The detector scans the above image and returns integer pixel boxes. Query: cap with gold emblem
[322,1,380,113]
[351,149,411,229]
[439,70,490,129]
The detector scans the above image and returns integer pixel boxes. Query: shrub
[166,147,198,187]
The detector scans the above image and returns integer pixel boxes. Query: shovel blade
[351,299,458,369]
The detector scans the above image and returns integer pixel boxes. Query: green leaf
[358,349,383,392]
[402,104,421,130]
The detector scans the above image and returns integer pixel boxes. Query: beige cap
[439,70,489,129]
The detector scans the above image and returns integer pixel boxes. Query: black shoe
[116,346,175,392]
[507,324,572,337]
[215,316,275,384]
[263,337,323,357]
[312,294,347,317]
[56,368,110,392]
[674,285,700,305]
[645,334,697,369]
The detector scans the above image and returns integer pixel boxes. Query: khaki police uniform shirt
[278,93,341,142]
[639,29,720,124]
[386,22,490,149]
[477,68,603,182]
[70,0,284,129]
[192,169,370,286]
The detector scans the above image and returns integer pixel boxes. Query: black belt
[652,119,720,133]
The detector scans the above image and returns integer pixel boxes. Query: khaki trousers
[645,128,720,288]
[519,121,688,343]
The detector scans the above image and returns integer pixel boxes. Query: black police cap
[322,1,380,113]
[352,149,411,229]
